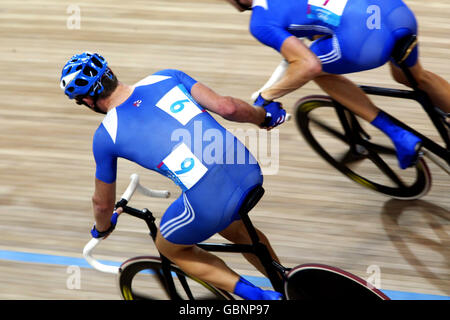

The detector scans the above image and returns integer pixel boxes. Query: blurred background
[0,0,448,299]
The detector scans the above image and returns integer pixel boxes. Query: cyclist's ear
[82,96,95,108]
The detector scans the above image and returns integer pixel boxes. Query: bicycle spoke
[337,149,366,166]
[309,117,348,144]
[367,151,406,188]
[363,140,396,155]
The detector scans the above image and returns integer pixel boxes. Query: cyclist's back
[93,69,262,244]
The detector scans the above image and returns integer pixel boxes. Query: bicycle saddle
[391,34,418,65]
[238,185,265,217]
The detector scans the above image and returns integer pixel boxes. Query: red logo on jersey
[133,100,142,107]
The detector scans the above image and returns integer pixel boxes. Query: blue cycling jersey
[92,69,262,244]
[250,0,418,74]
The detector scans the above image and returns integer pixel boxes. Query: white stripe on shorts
[288,24,342,64]
[160,193,196,239]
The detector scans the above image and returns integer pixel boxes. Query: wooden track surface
[0,0,448,299]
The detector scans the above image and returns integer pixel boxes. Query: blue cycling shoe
[392,129,422,170]
[260,290,283,300]
[234,276,283,300]
[371,111,422,169]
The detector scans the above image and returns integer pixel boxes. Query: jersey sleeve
[153,69,198,93]
[250,9,293,52]
[92,125,118,184]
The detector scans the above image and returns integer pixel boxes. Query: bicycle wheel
[284,264,389,300]
[295,96,432,200]
[118,256,233,300]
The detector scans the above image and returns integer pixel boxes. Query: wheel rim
[284,263,389,300]
[118,257,232,300]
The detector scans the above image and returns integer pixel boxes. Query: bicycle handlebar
[83,238,119,274]
[121,173,171,202]
[83,173,170,274]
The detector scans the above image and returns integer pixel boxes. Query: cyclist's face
[76,96,105,114]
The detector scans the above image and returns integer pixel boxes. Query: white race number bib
[307,0,349,27]
[156,85,203,125]
[158,143,208,191]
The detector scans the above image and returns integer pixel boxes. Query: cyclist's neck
[98,82,134,113]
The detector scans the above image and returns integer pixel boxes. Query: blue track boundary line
[1,249,448,300]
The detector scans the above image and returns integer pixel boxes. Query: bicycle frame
[118,202,289,296]
[359,85,449,165]
[329,66,449,169]
[84,174,391,300]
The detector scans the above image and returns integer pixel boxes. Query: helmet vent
[75,78,89,86]
[83,66,98,77]
[91,56,103,68]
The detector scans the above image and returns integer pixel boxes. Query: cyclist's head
[225,0,252,12]
[60,52,118,113]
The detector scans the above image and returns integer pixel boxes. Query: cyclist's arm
[92,178,116,232]
[154,69,265,125]
[92,125,118,232]
[260,36,322,101]
[190,82,266,126]
[249,10,322,100]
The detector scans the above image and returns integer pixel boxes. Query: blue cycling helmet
[60,52,113,99]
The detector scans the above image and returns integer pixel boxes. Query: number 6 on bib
[156,85,203,125]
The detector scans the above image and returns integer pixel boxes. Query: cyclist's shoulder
[253,0,299,13]
[251,0,306,21]
[93,110,118,146]
[153,68,185,77]
[250,0,308,36]
[133,71,176,88]
[134,69,197,92]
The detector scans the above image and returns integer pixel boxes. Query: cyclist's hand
[90,210,121,239]
[254,94,287,129]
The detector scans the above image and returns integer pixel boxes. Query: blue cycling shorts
[310,3,419,74]
[159,162,263,245]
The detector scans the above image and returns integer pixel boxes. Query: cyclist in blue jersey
[226,0,450,169]
[60,52,284,300]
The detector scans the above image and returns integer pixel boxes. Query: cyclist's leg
[313,71,422,169]
[155,230,239,292]
[155,230,282,299]
[309,15,422,169]
[219,219,280,277]
[313,72,379,122]
[309,30,381,123]
[390,60,450,114]
[156,192,282,300]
